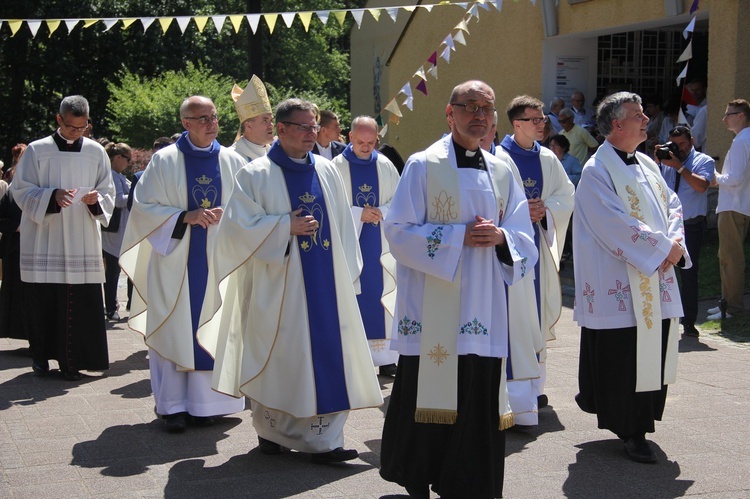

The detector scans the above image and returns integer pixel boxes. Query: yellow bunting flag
[384,99,403,117]
[9,20,23,36]
[158,17,173,34]
[298,12,313,31]
[229,15,244,33]
[404,6,416,12]
[83,19,98,29]
[264,13,278,34]
[46,20,61,37]
[456,19,469,32]
[194,16,209,33]
[368,9,381,22]
[333,11,347,26]
[121,18,137,30]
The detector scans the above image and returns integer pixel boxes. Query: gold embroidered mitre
[231,75,272,123]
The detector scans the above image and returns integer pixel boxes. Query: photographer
[656,126,715,336]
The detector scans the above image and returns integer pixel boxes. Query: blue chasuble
[268,141,351,414]
[342,145,386,341]
[501,135,544,378]
[176,132,221,371]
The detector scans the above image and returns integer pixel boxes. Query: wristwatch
[677,166,685,174]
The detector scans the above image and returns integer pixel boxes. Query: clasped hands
[528,197,546,223]
[464,215,505,248]
[185,207,223,229]
[658,236,685,272]
[55,189,99,207]
[290,208,319,236]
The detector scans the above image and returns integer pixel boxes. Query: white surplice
[231,137,268,162]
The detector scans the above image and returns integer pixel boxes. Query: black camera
[655,141,680,160]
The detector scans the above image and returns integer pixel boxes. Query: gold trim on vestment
[415,408,458,425]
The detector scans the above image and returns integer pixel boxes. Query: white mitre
[231,75,272,123]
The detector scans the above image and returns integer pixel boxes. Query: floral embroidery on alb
[398,315,422,336]
[459,318,488,336]
[426,226,444,259]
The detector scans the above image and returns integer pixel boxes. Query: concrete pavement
[1,278,749,498]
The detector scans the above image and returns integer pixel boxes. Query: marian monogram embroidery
[523,177,541,199]
[192,174,218,209]
[398,315,422,336]
[608,280,631,311]
[460,318,488,336]
[356,183,379,226]
[430,190,457,224]
[297,192,328,252]
[427,226,444,259]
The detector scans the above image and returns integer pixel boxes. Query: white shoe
[707,311,732,321]
[707,306,721,315]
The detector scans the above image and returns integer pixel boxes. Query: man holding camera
[656,126,715,336]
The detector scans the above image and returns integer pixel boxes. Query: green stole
[597,144,679,392]
[416,143,514,430]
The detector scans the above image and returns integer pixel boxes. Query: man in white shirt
[312,110,346,159]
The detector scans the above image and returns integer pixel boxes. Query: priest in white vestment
[11,95,115,381]
[332,116,400,375]
[499,96,575,426]
[230,75,274,162]
[573,92,690,464]
[198,99,383,464]
[379,81,537,499]
[120,96,246,433]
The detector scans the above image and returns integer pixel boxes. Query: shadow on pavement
[0,347,31,371]
[506,404,566,457]
[678,336,718,353]
[563,439,694,497]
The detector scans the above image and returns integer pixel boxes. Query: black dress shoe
[683,324,700,337]
[164,412,188,433]
[310,447,358,464]
[379,363,398,377]
[32,360,49,376]
[188,415,215,427]
[258,436,283,455]
[624,435,657,463]
[537,394,549,409]
[62,370,83,381]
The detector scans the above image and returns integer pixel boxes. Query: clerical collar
[185,134,212,152]
[452,140,485,170]
[513,137,536,152]
[55,129,76,144]
[53,130,83,152]
[612,146,639,165]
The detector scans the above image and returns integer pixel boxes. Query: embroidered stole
[598,145,679,392]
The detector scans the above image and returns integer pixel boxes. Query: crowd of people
[0,77,748,497]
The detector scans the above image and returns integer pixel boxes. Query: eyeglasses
[184,114,219,125]
[515,116,549,125]
[60,117,90,133]
[723,112,742,118]
[119,154,132,163]
[282,121,321,133]
[450,103,496,115]
[559,117,573,124]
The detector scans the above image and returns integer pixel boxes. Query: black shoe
[164,412,188,433]
[683,324,699,337]
[258,436,283,455]
[624,435,657,463]
[32,360,49,376]
[106,311,121,321]
[188,415,215,427]
[62,370,83,381]
[379,363,398,377]
[537,394,549,409]
[310,447,358,464]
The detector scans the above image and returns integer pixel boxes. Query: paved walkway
[1,277,749,497]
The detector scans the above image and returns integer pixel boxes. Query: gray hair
[492,111,498,126]
[275,98,318,124]
[59,95,89,117]
[550,97,564,109]
[596,92,642,136]
[558,108,575,120]
[351,115,378,132]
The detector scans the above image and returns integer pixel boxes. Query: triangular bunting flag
[677,108,689,125]
[264,14,278,34]
[27,21,42,38]
[175,16,191,34]
[315,11,330,25]
[379,124,388,137]
[404,6,417,12]
[689,0,700,14]
[478,1,492,11]
[368,9,381,22]
[229,15,244,33]
[140,17,155,32]
[444,34,455,51]
[385,99,403,117]
[468,4,480,20]
[389,114,400,125]
[47,20,61,36]
[677,41,692,63]
[103,19,118,32]
[121,18,137,30]
[65,19,80,33]
[9,20,23,36]
[386,8,399,22]
[211,15,226,33]
[440,46,451,63]
[246,14,260,34]
[158,18,173,34]
[675,63,688,86]
[351,10,365,28]
[453,30,467,45]
[427,51,438,65]
[456,2,469,8]
[455,20,469,32]
[427,64,438,79]
[333,11,347,26]
[491,0,503,12]
[402,95,414,111]
[194,16,209,33]
[414,66,427,81]
[530,0,537,6]
[399,82,412,97]
[281,12,296,28]
[0,21,3,32]
[416,80,428,96]
[421,5,434,12]
[681,86,698,106]
[298,12,313,32]
[83,19,98,29]
[683,17,696,39]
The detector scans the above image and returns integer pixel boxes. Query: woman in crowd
[549,134,583,188]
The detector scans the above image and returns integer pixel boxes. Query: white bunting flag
[175,16,191,34]
[315,11,330,25]
[27,20,42,37]
[281,12,296,28]
[414,66,427,81]
[427,64,438,79]
[683,17,696,40]
[453,30,467,45]
[351,10,365,28]
[65,19,81,33]
[399,82,412,97]
[444,34,455,51]
[675,63,688,86]
[246,14,260,34]
[386,8,399,22]
[211,15,226,33]
[677,41,692,63]
[491,0,503,12]
[402,95,414,111]
[385,99,403,117]
[440,46,451,63]
[140,17,156,32]
[103,19,118,32]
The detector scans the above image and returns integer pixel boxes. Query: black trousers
[679,217,706,327]
[103,250,120,315]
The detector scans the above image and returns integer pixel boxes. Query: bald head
[449,80,495,106]
[180,96,214,119]
[349,115,379,159]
